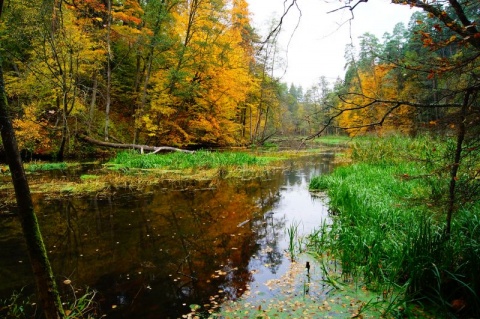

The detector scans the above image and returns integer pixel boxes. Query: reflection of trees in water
[0,159,328,317]
[1,160,327,317]
[252,212,286,274]
[247,173,286,275]
[284,154,336,188]
[0,215,32,294]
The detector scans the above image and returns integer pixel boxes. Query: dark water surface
[0,154,335,318]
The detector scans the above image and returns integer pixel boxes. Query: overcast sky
[247,0,418,89]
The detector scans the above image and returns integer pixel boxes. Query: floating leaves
[186,255,438,319]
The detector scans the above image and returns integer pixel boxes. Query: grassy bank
[107,150,277,170]
[313,135,352,146]
[309,135,480,318]
[0,150,313,203]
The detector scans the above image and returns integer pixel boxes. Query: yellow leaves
[140,0,255,146]
[150,102,177,117]
[13,104,51,153]
[446,35,457,44]
[191,116,215,132]
[339,65,415,136]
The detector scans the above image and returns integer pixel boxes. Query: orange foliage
[13,105,51,154]
[338,65,415,136]
[140,0,255,147]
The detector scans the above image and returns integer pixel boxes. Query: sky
[246,0,418,89]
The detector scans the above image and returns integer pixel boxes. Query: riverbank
[193,254,436,319]
[307,135,480,318]
[187,134,480,318]
[0,148,332,206]
[0,151,337,318]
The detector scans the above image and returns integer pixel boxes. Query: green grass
[286,221,300,260]
[79,174,99,181]
[107,150,279,170]
[0,287,98,319]
[313,135,351,146]
[308,134,480,318]
[25,162,68,172]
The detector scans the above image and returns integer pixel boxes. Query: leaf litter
[186,253,438,319]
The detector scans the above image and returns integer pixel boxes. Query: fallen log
[79,135,195,154]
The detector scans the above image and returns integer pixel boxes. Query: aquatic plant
[0,287,99,319]
[309,135,480,317]
[25,162,68,172]
[286,221,300,260]
[0,289,32,319]
[108,150,277,170]
[63,287,99,319]
[313,135,351,146]
[80,174,99,180]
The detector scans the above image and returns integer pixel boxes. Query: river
[0,153,335,318]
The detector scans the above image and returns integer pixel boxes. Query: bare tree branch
[259,0,300,52]
[327,0,368,14]
[303,84,480,140]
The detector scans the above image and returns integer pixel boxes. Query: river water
[0,153,335,318]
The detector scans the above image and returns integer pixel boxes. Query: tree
[133,0,177,144]
[246,17,286,145]
[139,0,256,147]
[304,0,480,236]
[0,0,65,317]
[303,76,337,135]
[2,0,107,160]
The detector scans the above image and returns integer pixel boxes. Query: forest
[1,0,480,318]
[0,0,477,159]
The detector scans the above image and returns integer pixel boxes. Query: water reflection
[0,153,335,318]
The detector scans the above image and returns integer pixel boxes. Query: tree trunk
[104,0,112,141]
[446,89,470,235]
[80,134,194,153]
[0,62,64,318]
[133,46,154,145]
[88,71,98,134]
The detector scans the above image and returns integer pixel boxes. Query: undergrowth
[25,162,68,172]
[108,150,278,170]
[308,134,480,318]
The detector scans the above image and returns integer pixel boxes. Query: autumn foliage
[1,0,479,156]
[0,0,278,155]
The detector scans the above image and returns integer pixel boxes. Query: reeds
[108,150,276,170]
[286,221,301,260]
[308,134,480,317]
[25,162,68,171]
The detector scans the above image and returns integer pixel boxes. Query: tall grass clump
[308,134,480,317]
[109,150,275,170]
[286,221,301,260]
[25,162,68,172]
